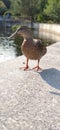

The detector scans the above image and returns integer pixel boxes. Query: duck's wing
[34,39,47,56]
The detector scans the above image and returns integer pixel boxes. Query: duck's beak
[8,30,17,40]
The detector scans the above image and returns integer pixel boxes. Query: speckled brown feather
[21,38,47,60]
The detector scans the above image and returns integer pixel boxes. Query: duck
[9,26,47,71]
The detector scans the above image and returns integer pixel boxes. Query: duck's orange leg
[20,58,29,70]
[33,59,42,71]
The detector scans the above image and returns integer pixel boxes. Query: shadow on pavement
[39,68,60,90]
[49,91,60,96]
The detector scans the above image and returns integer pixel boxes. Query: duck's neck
[24,36,33,41]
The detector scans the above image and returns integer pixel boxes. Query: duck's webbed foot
[20,58,29,70]
[32,66,42,71]
[20,65,29,71]
[32,59,43,71]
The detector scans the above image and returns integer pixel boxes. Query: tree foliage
[1,0,10,8]
[44,0,60,22]
[10,0,39,20]
[0,0,60,23]
[0,0,6,14]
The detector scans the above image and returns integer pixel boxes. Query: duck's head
[9,26,32,39]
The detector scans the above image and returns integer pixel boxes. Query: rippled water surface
[0,37,16,62]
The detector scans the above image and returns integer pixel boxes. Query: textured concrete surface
[0,42,60,130]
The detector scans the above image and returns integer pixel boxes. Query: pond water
[0,37,16,62]
[0,30,54,63]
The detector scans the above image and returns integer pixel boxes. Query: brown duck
[9,26,47,71]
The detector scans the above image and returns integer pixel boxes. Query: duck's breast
[21,39,46,59]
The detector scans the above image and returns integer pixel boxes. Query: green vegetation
[14,35,23,56]
[0,0,60,23]
[0,1,6,14]
[44,0,60,23]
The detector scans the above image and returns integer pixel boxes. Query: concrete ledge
[33,23,60,41]
[0,42,60,130]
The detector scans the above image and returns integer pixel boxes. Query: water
[0,37,16,62]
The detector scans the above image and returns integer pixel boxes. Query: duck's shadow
[39,68,60,90]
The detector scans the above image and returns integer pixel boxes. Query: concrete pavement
[0,42,60,130]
